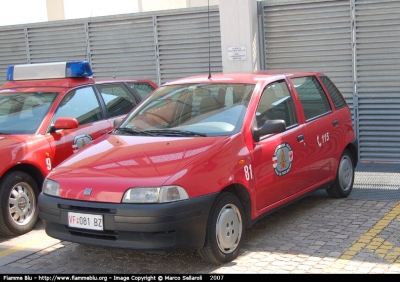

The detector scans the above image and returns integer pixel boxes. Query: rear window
[96,83,137,118]
[291,76,332,121]
[126,82,156,100]
[319,76,347,110]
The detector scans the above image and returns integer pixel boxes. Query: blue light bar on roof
[66,61,93,78]
[6,61,93,81]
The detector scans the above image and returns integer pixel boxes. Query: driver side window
[256,80,297,128]
[54,87,102,125]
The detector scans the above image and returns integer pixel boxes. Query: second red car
[0,61,157,236]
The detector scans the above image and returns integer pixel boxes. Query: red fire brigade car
[0,61,157,236]
[39,71,357,264]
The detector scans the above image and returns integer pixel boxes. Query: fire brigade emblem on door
[272,143,293,176]
[72,134,93,153]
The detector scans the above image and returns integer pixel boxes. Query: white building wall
[219,0,259,72]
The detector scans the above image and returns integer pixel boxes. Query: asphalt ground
[0,162,399,274]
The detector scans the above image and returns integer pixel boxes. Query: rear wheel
[198,192,245,264]
[0,171,39,236]
[326,149,354,198]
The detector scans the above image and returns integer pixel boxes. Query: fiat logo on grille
[83,188,92,196]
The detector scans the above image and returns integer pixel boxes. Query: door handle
[297,134,304,142]
[333,120,339,126]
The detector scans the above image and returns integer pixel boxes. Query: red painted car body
[0,62,157,236]
[39,71,357,264]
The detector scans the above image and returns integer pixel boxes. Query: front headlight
[122,186,189,203]
[42,178,60,197]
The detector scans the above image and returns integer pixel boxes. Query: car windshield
[0,92,58,134]
[117,83,255,137]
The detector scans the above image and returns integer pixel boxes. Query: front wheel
[326,149,355,198]
[198,192,245,264]
[0,171,39,236]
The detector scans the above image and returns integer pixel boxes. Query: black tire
[326,149,355,198]
[0,171,39,236]
[198,192,245,264]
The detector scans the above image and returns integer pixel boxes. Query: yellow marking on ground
[324,202,400,272]
[0,234,52,259]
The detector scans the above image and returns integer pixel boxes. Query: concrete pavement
[0,162,398,274]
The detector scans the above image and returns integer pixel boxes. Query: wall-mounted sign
[228,46,247,61]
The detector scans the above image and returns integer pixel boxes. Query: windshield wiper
[145,129,207,137]
[115,127,156,136]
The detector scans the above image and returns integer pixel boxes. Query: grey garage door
[260,0,400,163]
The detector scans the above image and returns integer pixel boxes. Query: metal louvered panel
[0,7,222,87]
[27,24,86,63]
[88,17,157,82]
[157,8,222,84]
[261,1,353,111]
[355,0,400,162]
[0,28,27,82]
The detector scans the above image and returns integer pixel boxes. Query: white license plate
[68,212,103,231]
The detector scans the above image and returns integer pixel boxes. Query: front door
[46,86,112,169]
[252,80,309,210]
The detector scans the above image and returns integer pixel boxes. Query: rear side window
[291,76,331,121]
[319,76,347,110]
[96,84,137,118]
[126,82,156,100]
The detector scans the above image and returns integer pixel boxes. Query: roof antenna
[207,0,212,80]
[85,12,93,62]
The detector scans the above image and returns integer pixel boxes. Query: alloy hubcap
[9,183,35,225]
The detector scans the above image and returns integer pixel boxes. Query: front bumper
[38,192,217,251]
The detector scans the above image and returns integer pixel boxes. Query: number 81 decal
[244,164,253,180]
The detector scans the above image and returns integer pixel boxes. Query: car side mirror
[113,118,123,128]
[51,117,79,132]
[252,119,286,142]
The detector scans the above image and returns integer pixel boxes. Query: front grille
[59,204,116,214]
[68,228,118,241]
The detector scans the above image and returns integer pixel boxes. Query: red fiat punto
[39,71,357,264]
[0,61,157,236]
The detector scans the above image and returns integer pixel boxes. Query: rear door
[289,76,341,186]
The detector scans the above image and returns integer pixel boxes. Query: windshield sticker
[272,143,293,176]
[73,134,93,153]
